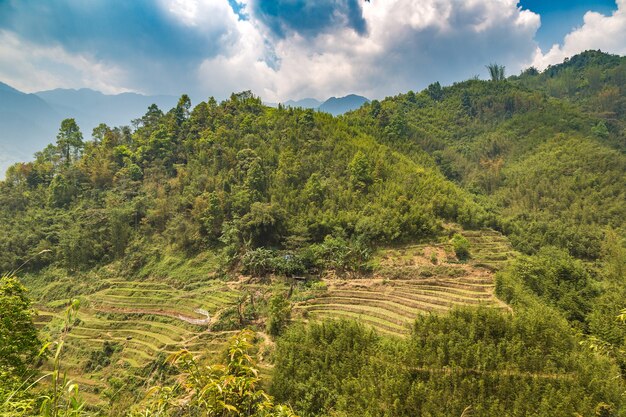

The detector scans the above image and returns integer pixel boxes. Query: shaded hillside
[319,94,369,115]
[35,88,177,133]
[283,98,322,109]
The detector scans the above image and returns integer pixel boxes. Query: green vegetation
[1,51,626,415]
[130,330,296,417]
[451,233,471,260]
[272,310,623,417]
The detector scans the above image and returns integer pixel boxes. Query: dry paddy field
[296,229,515,337]
[32,228,515,399]
[34,278,243,399]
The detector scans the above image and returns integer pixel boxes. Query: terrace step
[303,308,410,336]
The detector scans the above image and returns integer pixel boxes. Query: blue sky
[0,0,624,101]
[519,0,617,49]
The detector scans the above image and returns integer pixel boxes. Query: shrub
[451,233,471,260]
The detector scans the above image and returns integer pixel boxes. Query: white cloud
[0,30,132,94]
[198,0,541,101]
[0,0,543,100]
[532,0,626,70]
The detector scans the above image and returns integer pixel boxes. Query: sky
[0,0,624,102]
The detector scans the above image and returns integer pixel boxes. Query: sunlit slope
[297,229,514,336]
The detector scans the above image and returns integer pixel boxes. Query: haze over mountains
[0,84,370,175]
[283,94,370,115]
[0,84,177,175]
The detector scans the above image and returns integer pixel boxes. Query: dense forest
[1,50,626,416]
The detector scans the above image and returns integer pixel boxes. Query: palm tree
[486,63,506,81]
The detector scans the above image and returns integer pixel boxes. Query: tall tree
[55,118,84,165]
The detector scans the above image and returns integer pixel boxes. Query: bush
[451,233,471,260]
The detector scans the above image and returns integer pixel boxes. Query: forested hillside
[1,51,626,417]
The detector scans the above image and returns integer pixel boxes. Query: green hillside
[1,52,626,416]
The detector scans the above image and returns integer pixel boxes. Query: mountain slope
[0,83,60,175]
[35,88,176,132]
[346,67,625,259]
[283,98,322,109]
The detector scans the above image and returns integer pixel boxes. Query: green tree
[0,275,41,375]
[55,119,84,164]
[91,123,110,144]
[348,151,373,191]
[427,81,443,101]
[267,293,292,337]
[451,233,471,260]
[174,94,192,126]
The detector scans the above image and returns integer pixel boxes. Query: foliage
[2,299,86,417]
[272,312,624,417]
[38,299,87,417]
[499,247,596,326]
[450,233,470,260]
[266,293,292,338]
[84,341,120,373]
[130,330,297,416]
[0,275,42,375]
[486,63,506,82]
[0,91,489,274]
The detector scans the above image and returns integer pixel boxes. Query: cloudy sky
[0,0,624,102]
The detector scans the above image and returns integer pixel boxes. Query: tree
[427,81,443,101]
[267,293,292,337]
[0,275,41,375]
[348,151,373,191]
[91,123,110,144]
[134,103,163,129]
[486,63,506,81]
[451,233,471,260]
[55,119,84,165]
[174,94,191,126]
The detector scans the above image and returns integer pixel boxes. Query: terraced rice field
[297,229,515,336]
[31,228,516,398]
[462,229,516,271]
[34,278,242,387]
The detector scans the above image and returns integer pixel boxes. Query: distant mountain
[318,94,369,116]
[35,88,177,134]
[0,81,22,94]
[0,82,60,176]
[282,95,369,115]
[0,84,178,176]
[283,98,322,109]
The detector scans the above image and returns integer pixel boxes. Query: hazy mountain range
[0,82,370,176]
[282,94,370,115]
[0,83,177,176]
